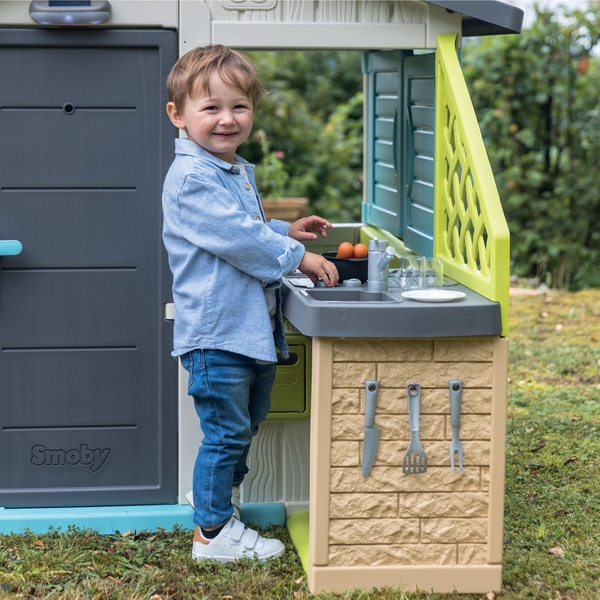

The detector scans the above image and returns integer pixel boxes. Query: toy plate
[400,289,466,303]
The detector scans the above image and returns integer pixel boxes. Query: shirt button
[255,215,261,220]
[231,167,238,174]
[245,183,251,190]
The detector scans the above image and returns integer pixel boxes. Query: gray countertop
[282,274,502,338]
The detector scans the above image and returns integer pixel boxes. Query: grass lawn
[1,288,599,599]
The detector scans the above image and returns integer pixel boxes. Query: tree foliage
[463,2,600,290]
[244,51,364,222]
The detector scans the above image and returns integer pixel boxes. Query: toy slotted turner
[403,383,427,474]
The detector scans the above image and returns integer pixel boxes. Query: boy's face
[166,71,254,163]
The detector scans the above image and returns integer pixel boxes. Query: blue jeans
[180,349,276,528]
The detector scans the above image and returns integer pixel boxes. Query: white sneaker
[185,487,241,521]
[192,516,285,562]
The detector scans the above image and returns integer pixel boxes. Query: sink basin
[303,288,400,303]
[282,276,502,338]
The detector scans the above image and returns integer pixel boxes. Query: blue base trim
[0,502,287,534]
[241,502,286,528]
[0,504,195,534]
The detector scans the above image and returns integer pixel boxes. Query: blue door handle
[0,240,23,256]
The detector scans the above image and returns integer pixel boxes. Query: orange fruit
[352,243,368,258]
[336,242,354,258]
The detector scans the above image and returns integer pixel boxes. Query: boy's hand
[288,216,332,242]
[298,251,339,287]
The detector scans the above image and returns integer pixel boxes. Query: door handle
[0,240,22,256]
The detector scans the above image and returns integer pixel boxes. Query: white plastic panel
[0,1,462,53]
[211,22,426,50]
[243,421,310,513]
[0,0,178,27]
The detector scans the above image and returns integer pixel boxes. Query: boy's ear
[166,102,185,129]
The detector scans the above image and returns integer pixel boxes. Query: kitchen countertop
[282,273,502,338]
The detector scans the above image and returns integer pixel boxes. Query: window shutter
[363,51,435,256]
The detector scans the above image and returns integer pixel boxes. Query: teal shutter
[403,52,435,256]
[362,51,403,235]
[363,51,435,256]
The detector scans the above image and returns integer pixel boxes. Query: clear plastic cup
[423,257,444,288]
[400,256,424,288]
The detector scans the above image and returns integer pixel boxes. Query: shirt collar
[174,138,253,172]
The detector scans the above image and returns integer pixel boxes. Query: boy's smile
[167,72,254,163]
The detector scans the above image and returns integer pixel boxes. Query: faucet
[367,239,395,292]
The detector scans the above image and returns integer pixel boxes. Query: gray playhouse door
[0,28,178,507]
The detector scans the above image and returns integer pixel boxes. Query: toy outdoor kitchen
[0,0,523,594]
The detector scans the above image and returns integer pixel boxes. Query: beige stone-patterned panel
[326,337,496,568]
[400,492,489,518]
[459,543,489,565]
[421,440,491,468]
[421,518,488,544]
[329,491,489,520]
[331,440,359,467]
[331,388,360,414]
[330,518,421,545]
[332,438,490,469]
[331,466,483,494]
[329,543,458,567]
[379,361,493,389]
[333,338,433,362]
[482,467,491,493]
[331,413,452,442]
[434,338,496,362]
[332,362,376,388]
[360,385,404,414]
[330,492,399,518]
[422,387,493,415]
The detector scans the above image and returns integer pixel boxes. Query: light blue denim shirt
[162,139,305,362]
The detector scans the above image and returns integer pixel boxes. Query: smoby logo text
[30,443,111,472]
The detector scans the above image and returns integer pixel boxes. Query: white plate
[401,289,466,302]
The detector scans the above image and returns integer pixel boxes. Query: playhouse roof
[426,0,524,36]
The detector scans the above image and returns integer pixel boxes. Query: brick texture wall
[327,337,496,567]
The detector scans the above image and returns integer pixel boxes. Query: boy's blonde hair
[166,45,265,110]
